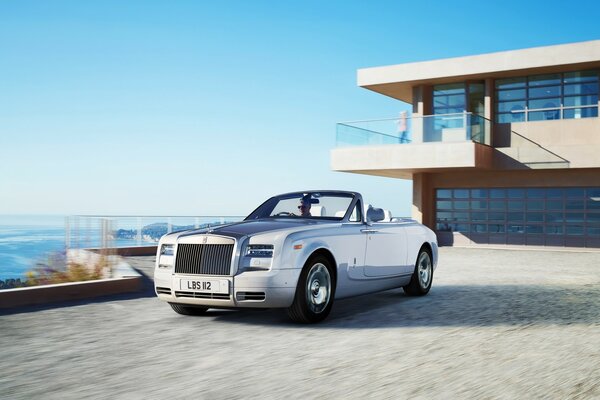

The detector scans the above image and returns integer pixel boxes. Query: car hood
[176,218,334,240]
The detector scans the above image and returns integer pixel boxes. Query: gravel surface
[1,248,600,399]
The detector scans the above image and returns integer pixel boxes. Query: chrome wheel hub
[306,263,331,314]
[417,252,432,289]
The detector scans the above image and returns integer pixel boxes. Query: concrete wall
[331,142,493,177]
[495,118,600,169]
[358,40,600,103]
[87,246,158,257]
[428,168,600,191]
[509,118,600,146]
[0,277,142,309]
[412,173,434,228]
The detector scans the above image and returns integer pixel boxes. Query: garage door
[435,187,600,247]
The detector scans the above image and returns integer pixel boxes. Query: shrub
[26,256,109,286]
[0,278,28,290]
[0,251,113,290]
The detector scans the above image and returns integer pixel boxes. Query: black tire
[403,247,433,296]
[287,255,335,324]
[169,303,209,316]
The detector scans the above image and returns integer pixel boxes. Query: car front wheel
[403,247,433,296]
[287,255,335,323]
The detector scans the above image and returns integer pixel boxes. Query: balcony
[331,113,570,178]
[336,112,490,147]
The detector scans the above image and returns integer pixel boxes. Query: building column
[412,85,432,143]
[412,172,434,229]
[412,86,425,143]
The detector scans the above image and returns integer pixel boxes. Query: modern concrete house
[332,40,600,248]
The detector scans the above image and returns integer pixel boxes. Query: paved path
[1,248,600,399]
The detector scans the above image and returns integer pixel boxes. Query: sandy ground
[1,247,600,399]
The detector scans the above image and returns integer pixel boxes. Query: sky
[1,0,599,217]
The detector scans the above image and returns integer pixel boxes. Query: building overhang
[331,141,494,179]
[358,40,600,103]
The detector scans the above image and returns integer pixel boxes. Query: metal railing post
[464,111,470,140]
[86,217,90,249]
[75,216,80,250]
[560,104,564,119]
[107,219,113,251]
[100,218,106,250]
[65,216,70,251]
[137,217,142,246]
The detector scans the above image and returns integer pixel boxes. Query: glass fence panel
[66,215,244,249]
[336,112,568,168]
[564,107,598,119]
[336,113,491,147]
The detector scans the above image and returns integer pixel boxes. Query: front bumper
[154,268,300,309]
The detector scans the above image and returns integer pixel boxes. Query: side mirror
[366,206,385,223]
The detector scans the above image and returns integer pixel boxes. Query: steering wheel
[274,211,297,217]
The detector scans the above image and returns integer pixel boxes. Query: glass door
[467,81,485,143]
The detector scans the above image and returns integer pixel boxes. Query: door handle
[361,229,378,233]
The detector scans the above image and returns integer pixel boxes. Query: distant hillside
[113,220,238,241]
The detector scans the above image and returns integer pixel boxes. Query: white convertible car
[154,191,438,323]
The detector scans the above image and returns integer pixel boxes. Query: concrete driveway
[1,248,599,399]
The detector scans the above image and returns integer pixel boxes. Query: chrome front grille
[174,242,234,276]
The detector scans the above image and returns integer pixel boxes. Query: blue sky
[1,0,599,216]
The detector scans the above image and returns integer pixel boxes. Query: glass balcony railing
[65,215,245,250]
[499,128,570,169]
[335,112,570,169]
[336,112,491,147]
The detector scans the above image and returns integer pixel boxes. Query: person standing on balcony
[397,110,409,143]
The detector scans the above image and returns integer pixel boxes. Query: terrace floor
[1,248,599,398]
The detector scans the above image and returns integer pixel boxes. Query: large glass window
[433,83,465,115]
[495,70,599,123]
[433,83,466,129]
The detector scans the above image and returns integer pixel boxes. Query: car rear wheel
[169,302,209,316]
[403,247,433,296]
[287,255,335,323]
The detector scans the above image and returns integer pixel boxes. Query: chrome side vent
[236,291,266,301]
[156,287,172,295]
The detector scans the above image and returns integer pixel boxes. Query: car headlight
[245,244,274,258]
[160,244,174,256]
[238,244,274,273]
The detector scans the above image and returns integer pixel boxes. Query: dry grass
[26,256,109,286]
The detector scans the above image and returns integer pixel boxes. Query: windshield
[245,192,355,220]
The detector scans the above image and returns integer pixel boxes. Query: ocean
[0,216,67,281]
[0,215,243,281]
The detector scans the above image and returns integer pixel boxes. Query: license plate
[179,279,229,294]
